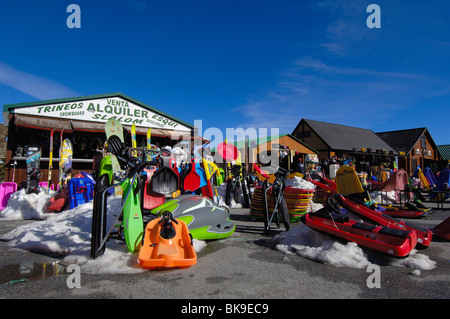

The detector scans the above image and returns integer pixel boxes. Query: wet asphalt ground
[0,200,448,309]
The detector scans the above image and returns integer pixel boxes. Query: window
[420,135,427,149]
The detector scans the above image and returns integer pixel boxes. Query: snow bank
[0,189,437,274]
[213,183,242,208]
[275,223,371,269]
[0,188,54,220]
[285,176,316,190]
[0,191,207,274]
[274,223,436,270]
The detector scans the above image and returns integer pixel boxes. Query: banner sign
[13,96,192,132]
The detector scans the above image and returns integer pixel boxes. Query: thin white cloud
[293,58,430,81]
[314,0,369,55]
[0,62,79,100]
[234,57,449,132]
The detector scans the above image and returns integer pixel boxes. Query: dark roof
[376,128,436,154]
[437,145,450,160]
[294,119,397,154]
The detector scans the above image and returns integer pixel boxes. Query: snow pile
[0,188,54,220]
[370,190,411,205]
[309,201,324,213]
[0,191,206,274]
[285,176,316,190]
[213,183,242,208]
[274,223,436,270]
[370,190,397,205]
[275,223,371,269]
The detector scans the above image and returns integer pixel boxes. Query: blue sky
[0,1,449,147]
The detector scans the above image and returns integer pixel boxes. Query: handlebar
[108,134,158,178]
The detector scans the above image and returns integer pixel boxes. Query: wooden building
[376,128,441,175]
[2,93,196,187]
[292,119,398,180]
[229,133,318,175]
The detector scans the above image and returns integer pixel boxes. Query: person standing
[295,158,305,175]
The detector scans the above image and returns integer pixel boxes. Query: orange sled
[138,212,197,269]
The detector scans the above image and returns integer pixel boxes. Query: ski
[47,129,55,192]
[131,123,137,158]
[59,138,73,189]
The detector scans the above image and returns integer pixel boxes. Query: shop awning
[13,114,207,143]
[14,114,73,131]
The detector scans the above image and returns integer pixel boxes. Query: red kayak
[304,208,417,258]
[336,194,433,247]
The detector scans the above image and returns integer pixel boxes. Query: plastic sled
[430,167,449,202]
[0,182,17,210]
[424,167,437,189]
[138,212,197,269]
[305,207,417,257]
[434,216,450,241]
[68,178,94,209]
[143,179,165,210]
[336,194,433,247]
[45,186,69,213]
[335,165,364,195]
[181,162,201,192]
[151,166,179,196]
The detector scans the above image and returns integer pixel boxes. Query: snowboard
[105,119,125,195]
[59,138,73,189]
[25,144,42,194]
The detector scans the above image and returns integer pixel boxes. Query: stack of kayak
[303,166,434,258]
[250,185,315,222]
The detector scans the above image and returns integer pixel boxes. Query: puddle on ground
[0,261,68,287]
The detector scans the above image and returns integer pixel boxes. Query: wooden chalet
[376,128,442,175]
